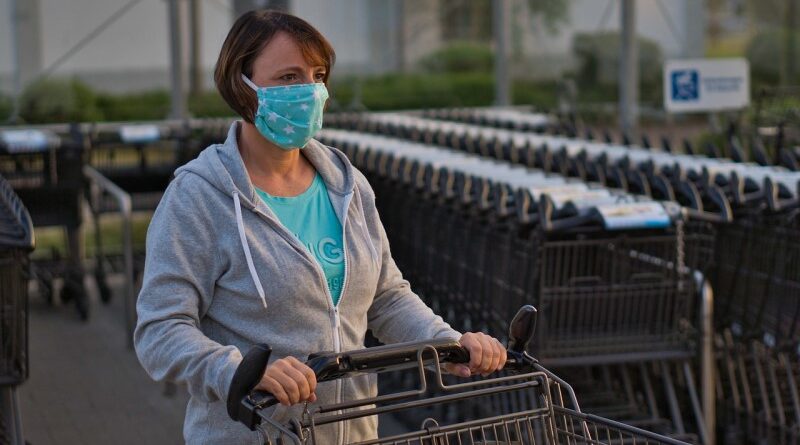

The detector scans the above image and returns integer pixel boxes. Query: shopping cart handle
[649,173,675,202]
[507,305,537,354]
[227,343,276,430]
[676,179,702,210]
[226,339,471,429]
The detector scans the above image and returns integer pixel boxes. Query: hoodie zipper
[332,192,352,445]
[247,186,353,445]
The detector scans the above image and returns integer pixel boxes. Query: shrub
[746,29,800,87]
[418,41,494,74]
[19,77,103,123]
[188,91,234,118]
[95,90,170,122]
[572,31,663,103]
[0,94,12,122]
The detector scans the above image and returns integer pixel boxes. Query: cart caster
[39,277,55,305]
[95,267,112,304]
[62,274,89,321]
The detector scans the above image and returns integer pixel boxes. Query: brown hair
[214,10,336,123]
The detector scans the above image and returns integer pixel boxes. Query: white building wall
[0,0,233,93]
[0,0,13,85]
[290,0,373,73]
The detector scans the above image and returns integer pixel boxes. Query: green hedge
[5,74,560,124]
[746,29,800,87]
[95,90,171,121]
[572,31,663,104]
[19,78,104,123]
[417,42,494,74]
[331,74,558,111]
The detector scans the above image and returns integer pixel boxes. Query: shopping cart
[0,126,89,319]
[317,125,715,442]
[0,174,34,445]
[227,306,689,445]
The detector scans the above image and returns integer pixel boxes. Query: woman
[134,10,507,444]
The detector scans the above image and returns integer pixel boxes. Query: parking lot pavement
[18,276,188,445]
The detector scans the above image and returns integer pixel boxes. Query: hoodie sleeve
[354,170,462,344]
[133,173,242,403]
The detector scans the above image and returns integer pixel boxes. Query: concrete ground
[18,276,188,445]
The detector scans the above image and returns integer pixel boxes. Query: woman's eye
[280,74,296,81]
[315,72,326,81]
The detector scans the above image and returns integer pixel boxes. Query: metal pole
[786,0,797,85]
[167,0,188,119]
[619,0,638,138]
[493,0,511,106]
[189,0,203,96]
[84,166,135,348]
[395,0,405,73]
[8,0,21,123]
[696,272,716,445]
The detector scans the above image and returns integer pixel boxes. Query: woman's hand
[445,332,508,377]
[255,357,317,406]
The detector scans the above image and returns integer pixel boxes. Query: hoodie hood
[176,121,355,215]
[175,121,358,309]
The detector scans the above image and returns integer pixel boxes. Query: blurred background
[0,0,797,141]
[1,1,800,445]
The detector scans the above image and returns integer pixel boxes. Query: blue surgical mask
[241,74,329,150]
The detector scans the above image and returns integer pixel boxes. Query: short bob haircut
[214,10,336,124]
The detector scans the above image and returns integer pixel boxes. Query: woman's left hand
[445,332,507,377]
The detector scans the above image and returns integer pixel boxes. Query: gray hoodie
[133,121,461,444]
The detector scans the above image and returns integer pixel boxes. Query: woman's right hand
[255,357,317,406]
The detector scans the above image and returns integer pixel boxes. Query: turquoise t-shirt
[256,173,345,305]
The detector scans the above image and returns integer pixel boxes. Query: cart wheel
[95,267,112,304]
[75,292,90,321]
[62,274,89,321]
[39,277,55,305]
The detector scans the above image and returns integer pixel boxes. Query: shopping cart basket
[227,306,690,445]
[0,173,34,445]
[0,127,89,318]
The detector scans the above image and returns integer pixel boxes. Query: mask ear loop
[240,73,259,91]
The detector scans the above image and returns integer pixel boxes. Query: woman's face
[249,31,327,88]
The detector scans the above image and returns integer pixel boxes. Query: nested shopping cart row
[422,106,800,171]
[324,110,800,443]
[316,128,713,443]
[327,111,800,351]
[346,111,800,399]
[0,120,226,325]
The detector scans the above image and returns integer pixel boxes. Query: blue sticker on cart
[120,125,160,144]
[1,130,53,153]
[598,203,671,230]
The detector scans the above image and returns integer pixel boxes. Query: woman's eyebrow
[274,65,326,74]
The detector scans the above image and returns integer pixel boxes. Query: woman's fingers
[460,333,484,372]
[477,333,497,375]
[278,361,312,402]
[488,337,506,373]
[443,362,471,377]
[261,375,290,406]
[269,365,301,405]
[258,357,318,406]
[458,332,508,376]
[287,356,318,394]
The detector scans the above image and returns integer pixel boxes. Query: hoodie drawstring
[233,191,267,308]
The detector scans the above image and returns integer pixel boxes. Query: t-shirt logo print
[318,237,343,264]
